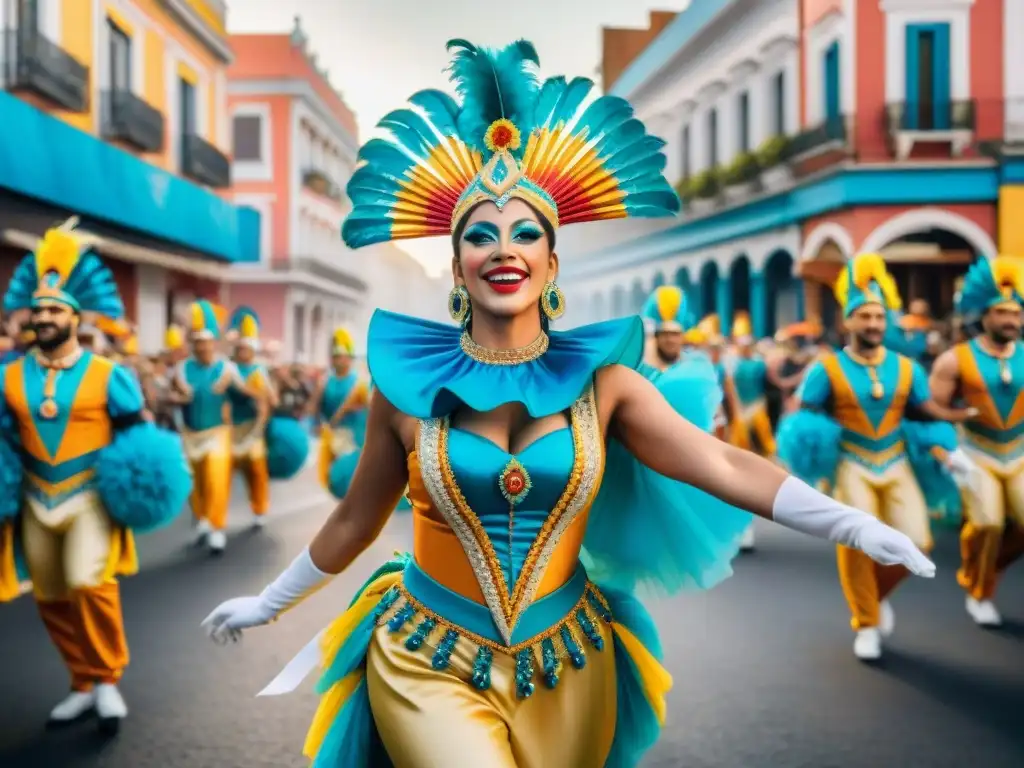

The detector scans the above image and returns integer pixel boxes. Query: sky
[227,0,688,276]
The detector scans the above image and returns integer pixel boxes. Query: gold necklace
[33,347,84,419]
[460,331,549,365]
[978,338,1015,386]
[845,347,887,400]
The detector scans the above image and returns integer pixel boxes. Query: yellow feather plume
[35,229,82,286]
[732,311,752,339]
[333,327,355,355]
[990,256,1024,302]
[683,328,706,345]
[123,335,138,355]
[239,315,258,339]
[654,286,683,323]
[165,325,184,350]
[834,253,902,310]
[191,303,205,332]
[698,314,720,335]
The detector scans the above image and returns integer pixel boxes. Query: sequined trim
[459,331,549,366]
[416,383,603,643]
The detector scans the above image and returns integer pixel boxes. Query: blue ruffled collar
[367,310,643,419]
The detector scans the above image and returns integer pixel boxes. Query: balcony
[272,257,368,294]
[301,168,345,204]
[2,28,89,112]
[884,100,975,161]
[181,133,231,188]
[101,90,165,153]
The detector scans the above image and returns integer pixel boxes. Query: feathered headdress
[164,324,184,351]
[332,327,355,356]
[833,253,902,318]
[683,327,707,346]
[956,256,1024,317]
[342,39,679,249]
[697,313,723,345]
[2,217,124,323]
[228,306,261,349]
[190,300,225,341]
[731,310,753,342]
[641,285,689,332]
[775,320,822,345]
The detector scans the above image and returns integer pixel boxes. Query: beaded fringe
[372,583,614,699]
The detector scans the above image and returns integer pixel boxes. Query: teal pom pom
[903,420,962,526]
[265,417,311,480]
[328,450,361,500]
[776,410,842,485]
[0,435,22,522]
[95,424,191,533]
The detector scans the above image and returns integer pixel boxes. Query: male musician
[929,257,1024,627]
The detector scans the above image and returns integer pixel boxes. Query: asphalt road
[0,475,1021,768]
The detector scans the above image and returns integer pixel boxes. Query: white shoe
[739,524,756,552]
[208,530,227,553]
[192,519,212,545]
[966,597,1002,627]
[251,515,266,529]
[853,628,882,661]
[879,600,895,638]
[95,683,127,732]
[48,690,95,723]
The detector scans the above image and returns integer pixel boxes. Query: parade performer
[226,308,274,527]
[0,219,190,730]
[174,300,249,554]
[728,311,775,457]
[778,253,975,661]
[201,40,935,767]
[311,327,370,491]
[929,257,1024,628]
[702,315,746,443]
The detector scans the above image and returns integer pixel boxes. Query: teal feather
[2,251,124,320]
[2,255,37,313]
[228,306,258,332]
[377,108,441,156]
[407,90,460,134]
[956,259,1018,317]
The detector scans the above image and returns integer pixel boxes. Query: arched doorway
[763,250,797,337]
[611,286,627,317]
[728,256,751,325]
[798,225,851,335]
[699,261,719,320]
[630,279,646,313]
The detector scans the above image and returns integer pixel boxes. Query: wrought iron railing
[884,100,976,133]
[181,133,231,188]
[301,168,345,203]
[101,89,165,152]
[781,115,848,161]
[2,28,89,112]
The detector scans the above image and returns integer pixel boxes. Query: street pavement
[0,469,1021,767]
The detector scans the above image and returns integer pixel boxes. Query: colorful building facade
[560,0,1023,336]
[224,17,369,365]
[0,0,259,352]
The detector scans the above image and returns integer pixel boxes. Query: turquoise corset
[181,358,230,431]
[447,428,574,589]
[960,339,1024,459]
[320,372,358,422]
[228,362,260,424]
[732,357,766,405]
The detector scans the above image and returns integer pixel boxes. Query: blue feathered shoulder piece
[902,420,962,526]
[95,423,192,533]
[582,357,750,595]
[265,416,310,480]
[776,409,843,486]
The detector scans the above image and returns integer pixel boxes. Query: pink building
[224,17,367,364]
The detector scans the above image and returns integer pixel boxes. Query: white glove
[201,548,332,644]
[771,476,936,577]
[945,448,980,494]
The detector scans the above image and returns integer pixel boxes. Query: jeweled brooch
[499,457,532,506]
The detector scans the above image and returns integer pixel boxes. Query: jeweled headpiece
[641,286,689,333]
[341,39,679,248]
[834,253,902,318]
[956,256,1024,316]
[2,217,125,326]
[228,306,261,350]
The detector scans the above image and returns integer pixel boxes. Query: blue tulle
[583,357,750,595]
[328,450,361,500]
[0,434,22,522]
[310,679,384,768]
[95,423,192,533]
[265,416,311,480]
[903,420,962,526]
[776,409,843,485]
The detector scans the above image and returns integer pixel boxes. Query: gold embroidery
[460,332,549,365]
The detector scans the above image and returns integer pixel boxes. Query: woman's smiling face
[452,198,557,321]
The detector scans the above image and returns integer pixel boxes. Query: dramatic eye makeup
[511,220,543,243]
[462,222,499,246]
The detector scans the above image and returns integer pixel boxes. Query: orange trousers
[233,452,269,516]
[189,433,233,531]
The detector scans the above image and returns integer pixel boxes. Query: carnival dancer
[929,257,1024,628]
[779,253,976,661]
[202,40,936,767]
[174,300,251,554]
[226,308,275,528]
[0,219,190,730]
[728,311,775,457]
[310,327,369,491]
[703,315,746,444]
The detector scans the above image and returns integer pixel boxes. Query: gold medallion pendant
[38,399,59,419]
[870,381,885,400]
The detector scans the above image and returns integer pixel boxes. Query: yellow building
[0,0,260,352]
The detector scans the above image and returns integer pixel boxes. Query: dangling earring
[541,281,565,321]
[448,285,471,326]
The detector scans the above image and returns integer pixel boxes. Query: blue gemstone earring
[541,281,565,321]
[448,285,471,326]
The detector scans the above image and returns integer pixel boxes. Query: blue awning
[0,93,259,263]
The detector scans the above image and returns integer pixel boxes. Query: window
[707,108,718,166]
[737,91,750,152]
[107,18,131,92]
[823,42,840,121]
[179,77,195,168]
[293,304,306,354]
[905,24,951,130]
[232,115,262,161]
[772,72,785,135]
[681,124,690,179]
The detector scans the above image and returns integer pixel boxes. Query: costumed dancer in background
[929,257,1024,628]
[639,285,690,374]
[779,253,977,662]
[311,327,369,492]
[702,314,746,444]
[174,300,250,554]
[202,39,934,768]
[768,321,820,415]
[227,308,275,528]
[0,219,190,730]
